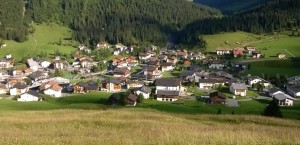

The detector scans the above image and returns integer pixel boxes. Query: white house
[198,79,220,90]
[286,84,300,98]
[27,58,39,72]
[268,88,284,97]
[44,84,63,97]
[230,83,248,96]
[160,62,174,72]
[216,48,231,55]
[209,60,225,70]
[155,78,181,102]
[0,83,8,94]
[40,61,51,68]
[273,93,295,106]
[17,90,41,102]
[10,83,28,96]
[135,86,152,99]
[246,77,262,85]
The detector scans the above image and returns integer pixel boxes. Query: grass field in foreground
[0,109,299,144]
[1,23,76,61]
[0,92,300,120]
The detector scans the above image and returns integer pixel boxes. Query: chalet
[10,83,28,96]
[209,60,226,70]
[73,82,88,94]
[233,48,244,57]
[287,75,300,85]
[125,94,138,106]
[160,62,174,72]
[216,48,231,55]
[139,53,151,60]
[230,83,248,96]
[73,80,99,94]
[27,58,39,71]
[17,90,41,102]
[0,58,14,69]
[143,66,162,78]
[209,91,226,104]
[252,51,262,58]
[155,78,181,102]
[183,60,192,67]
[134,86,152,99]
[199,79,222,90]
[273,93,295,106]
[101,78,121,92]
[245,46,256,54]
[113,68,130,77]
[286,84,300,98]
[268,87,284,97]
[7,78,23,88]
[167,57,178,65]
[127,81,144,89]
[29,71,48,82]
[44,84,63,98]
[177,51,188,59]
[277,53,286,59]
[78,57,94,68]
[0,83,8,94]
[246,76,262,85]
[53,60,68,70]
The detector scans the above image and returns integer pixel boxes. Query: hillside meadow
[1,23,76,61]
[0,109,299,144]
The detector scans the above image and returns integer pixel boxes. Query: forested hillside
[25,0,221,46]
[0,0,28,42]
[194,0,269,14]
[179,0,300,44]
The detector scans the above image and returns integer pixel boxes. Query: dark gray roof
[209,91,226,99]
[198,79,219,84]
[287,84,300,92]
[12,83,27,89]
[231,83,247,90]
[155,78,181,86]
[157,90,179,96]
[273,93,287,101]
[138,86,151,94]
[29,71,44,79]
[180,71,196,78]
[76,82,88,87]
[102,78,121,84]
[26,90,40,97]
[268,87,282,94]
[160,62,173,66]
[127,94,138,102]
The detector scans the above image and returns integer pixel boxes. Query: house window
[170,99,172,101]
[166,99,169,101]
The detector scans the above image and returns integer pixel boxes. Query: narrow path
[284,49,295,57]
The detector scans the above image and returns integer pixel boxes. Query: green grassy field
[1,23,76,61]
[245,59,300,77]
[1,92,299,120]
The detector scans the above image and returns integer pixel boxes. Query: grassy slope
[1,23,76,61]
[0,109,299,144]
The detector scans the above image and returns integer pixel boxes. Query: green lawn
[162,71,181,78]
[244,59,300,77]
[255,37,300,58]
[2,23,76,61]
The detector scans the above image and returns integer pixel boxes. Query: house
[11,69,24,76]
[53,60,68,70]
[78,57,94,68]
[139,53,151,60]
[209,91,226,104]
[246,76,262,85]
[134,86,152,99]
[73,80,99,94]
[177,50,188,59]
[287,75,300,85]
[199,79,221,90]
[27,58,39,71]
[232,48,244,57]
[73,82,88,94]
[209,60,225,70]
[183,60,192,67]
[125,93,138,106]
[286,84,300,98]
[29,71,48,82]
[167,57,178,65]
[273,93,295,106]
[101,78,121,92]
[17,90,41,102]
[252,51,262,58]
[127,81,144,89]
[230,83,248,96]
[268,87,284,97]
[155,78,181,102]
[0,83,8,94]
[113,68,130,77]
[96,42,110,49]
[277,53,286,59]
[44,84,63,98]
[147,61,160,67]
[245,46,256,54]
[10,83,28,96]
[216,48,231,55]
[160,62,174,72]
[0,57,14,69]
[143,66,162,78]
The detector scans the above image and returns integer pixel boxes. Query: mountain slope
[24,0,221,46]
[194,0,270,14]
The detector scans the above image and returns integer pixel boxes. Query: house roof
[85,85,98,91]
[29,71,46,80]
[27,58,39,67]
[49,84,63,92]
[76,82,88,87]
[268,87,283,94]
[126,94,138,102]
[26,90,40,97]
[102,78,121,84]
[155,78,181,86]
[231,83,247,90]
[198,79,219,84]
[287,84,300,93]
[160,62,173,67]
[137,86,151,94]
[209,91,226,99]
[273,93,295,101]
[156,90,180,96]
[12,83,27,89]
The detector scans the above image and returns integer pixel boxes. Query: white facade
[249,78,262,85]
[278,99,294,106]
[230,87,247,96]
[10,88,28,96]
[18,93,39,102]
[135,90,150,99]
[44,89,62,98]
[209,64,225,70]
[156,97,177,102]
[156,86,180,91]
[161,66,174,72]
[199,83,215,89]
[216,50,231,55]
[0,89,7,94]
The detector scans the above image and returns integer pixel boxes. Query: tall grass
[0,109,299,145]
